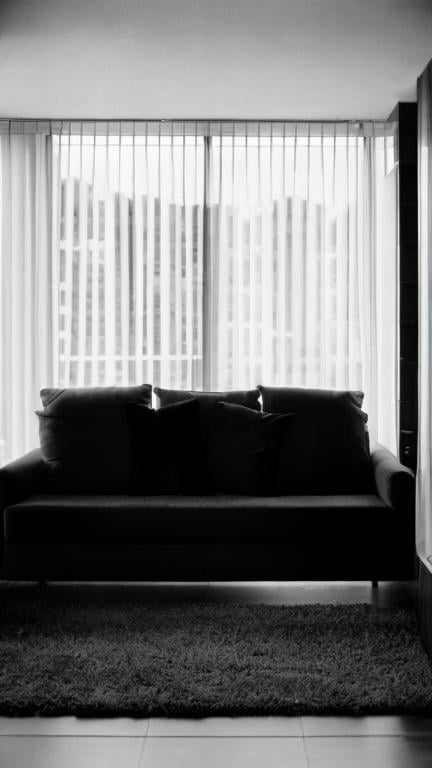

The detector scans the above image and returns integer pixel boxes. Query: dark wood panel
[399,164,418,204]
[400,324,418,361]
[399,124,418,164]
[399,429,417,468]
[400,400,418,430]
[400,364,418,401]
[398,102,417,124]
[400,282,419,325]
[400,203,419,244]
[400,243,419,282]
[389,102,418,471]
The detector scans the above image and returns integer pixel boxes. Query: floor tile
[0,716,149,736]
[0,736,145,768]
[304,735,432,768]
[148,716,302,736]
[302,716,432,737]
[140,736,307,768]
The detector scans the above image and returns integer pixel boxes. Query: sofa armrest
[0,449,47,515]
[370,443,415,512]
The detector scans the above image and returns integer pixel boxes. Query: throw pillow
[206,402,292,495]
[125,398,210,494]
[257,385,374,494]
[153,387,261,437]
[37,384,152,493]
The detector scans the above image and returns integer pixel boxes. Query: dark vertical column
[388,103,418,470]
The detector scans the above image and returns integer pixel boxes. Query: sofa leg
[372,580,378,589]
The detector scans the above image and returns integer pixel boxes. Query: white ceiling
[0,0,431,119]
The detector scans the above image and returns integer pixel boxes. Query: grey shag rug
[1,597,432,717]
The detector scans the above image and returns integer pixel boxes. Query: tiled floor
[0,580,431,767]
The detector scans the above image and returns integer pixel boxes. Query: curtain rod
[0,117,392,124]
[0,118,395,139]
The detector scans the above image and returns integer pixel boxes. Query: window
[55,130,205,389]
[53,121,395,396]
[0,120,396,464]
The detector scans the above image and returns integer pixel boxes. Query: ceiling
[0,0,431,119]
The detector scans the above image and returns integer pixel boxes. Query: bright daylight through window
[0,120,396,464]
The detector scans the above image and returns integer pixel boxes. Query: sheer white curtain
[0,119,397,465]
[54,122,205,391]
[0,130,54,465]
[362,129,398,451]
[206,122,397,447]
[417,61,432,569]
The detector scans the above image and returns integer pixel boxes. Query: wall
[1,0,432,119]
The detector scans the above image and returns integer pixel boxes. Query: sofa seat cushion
[4,493,388,546]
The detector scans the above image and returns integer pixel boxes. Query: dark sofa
[0,385,416,583]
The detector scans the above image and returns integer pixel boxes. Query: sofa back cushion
[126,398,210,494]
[154,387,261,436]
[258,385,374,494]
[37,385,152,493]
[206,402,292,494]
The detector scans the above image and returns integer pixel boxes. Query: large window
[55,129,205,390]
[0,120,396,464]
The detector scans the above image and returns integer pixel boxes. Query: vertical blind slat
[104,131,116,384]
[76,178,88,386]
[119,127,130,385]
[133,127,144,385]
[63,175,74,385]
[90,124,99,386]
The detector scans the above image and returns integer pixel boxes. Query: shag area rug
[1,597,432,717]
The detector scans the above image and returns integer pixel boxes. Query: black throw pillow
[126,398,210,494]
[153,387,261,438]
[37,384,152,493]
[206,402,292,495]
[258,385,374,494]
